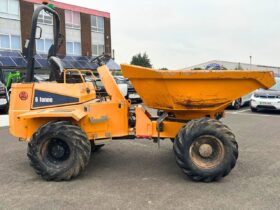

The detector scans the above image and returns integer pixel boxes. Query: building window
[66,42,81,56]
[92,44,104,56]
[91,16,104,33]
[91,16,105,56]
[91,31,104,56]
[65,11,81,55]
[0,34,21,50]
[36,39,53,54]
[0,0,20,19]
[34,4,53,25]
[65,10,80,29]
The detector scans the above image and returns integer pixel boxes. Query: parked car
[114,76,128,97]
[114,76,142,103]
[85,76,108,98]
[0,81,9,114]
[250,77,280,112]
[230,93,253,110]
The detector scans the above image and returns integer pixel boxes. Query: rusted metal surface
[199,144,213,158]
[176,99,231,109]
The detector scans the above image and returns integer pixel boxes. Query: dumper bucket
[121,64,275,119]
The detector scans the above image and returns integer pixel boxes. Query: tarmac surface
[0,107,280,209]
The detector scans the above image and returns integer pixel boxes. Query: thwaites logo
[33,90,79,108]
[19,91,28,100]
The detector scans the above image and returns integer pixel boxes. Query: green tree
[192,67,203,70]
[130,52,152,68]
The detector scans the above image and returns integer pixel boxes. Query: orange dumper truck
[9,3,275,182]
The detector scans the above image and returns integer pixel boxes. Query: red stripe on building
[23,0,110,18]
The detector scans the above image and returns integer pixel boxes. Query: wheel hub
[42,138,71,163]
[189,135,225,169]
[51,144,65,159]
[198,144,213,158]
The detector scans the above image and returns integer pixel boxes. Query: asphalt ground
[0,107,280,209]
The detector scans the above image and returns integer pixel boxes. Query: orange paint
[9,64,275,142]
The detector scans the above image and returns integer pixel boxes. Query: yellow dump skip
[121,64,275,114]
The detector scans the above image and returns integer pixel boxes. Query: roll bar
[25,5,61,82]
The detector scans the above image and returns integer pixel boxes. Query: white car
[0,82,9,114]
[250,77,280,112]
[114,76,142,103]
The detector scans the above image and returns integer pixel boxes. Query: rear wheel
[27,121,91,181]
[173,118,238,182]
[233,98,242,110]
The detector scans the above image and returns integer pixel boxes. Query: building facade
[0,0,111,57]
[184,60,280,75]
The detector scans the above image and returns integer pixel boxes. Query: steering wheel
[90,54,111,66]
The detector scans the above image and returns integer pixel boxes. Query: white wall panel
[0,18,20,35]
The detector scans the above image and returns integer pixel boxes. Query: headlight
[254,93,259,98]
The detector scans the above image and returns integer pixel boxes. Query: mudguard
[18,108,86,121]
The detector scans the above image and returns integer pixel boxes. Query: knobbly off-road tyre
[173,118,238,182]
[27,121,91,181]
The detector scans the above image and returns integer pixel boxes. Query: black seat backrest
[48,56,64,82]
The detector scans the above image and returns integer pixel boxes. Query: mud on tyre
[27,121,91,181]
[173,118,238,182]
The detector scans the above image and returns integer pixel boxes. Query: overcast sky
[57,0,280,69]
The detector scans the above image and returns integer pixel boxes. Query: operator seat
[48,56,64,83]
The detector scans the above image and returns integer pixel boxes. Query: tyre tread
[173,118,238,182]
[27,121,91,181]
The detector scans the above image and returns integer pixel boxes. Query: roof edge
[184,60,280,70]
[23,0,110,18]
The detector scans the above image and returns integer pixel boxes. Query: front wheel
[27,121,91,181]
[173,118,238,182]
[3,105,9,114]
[251,106,258,112]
